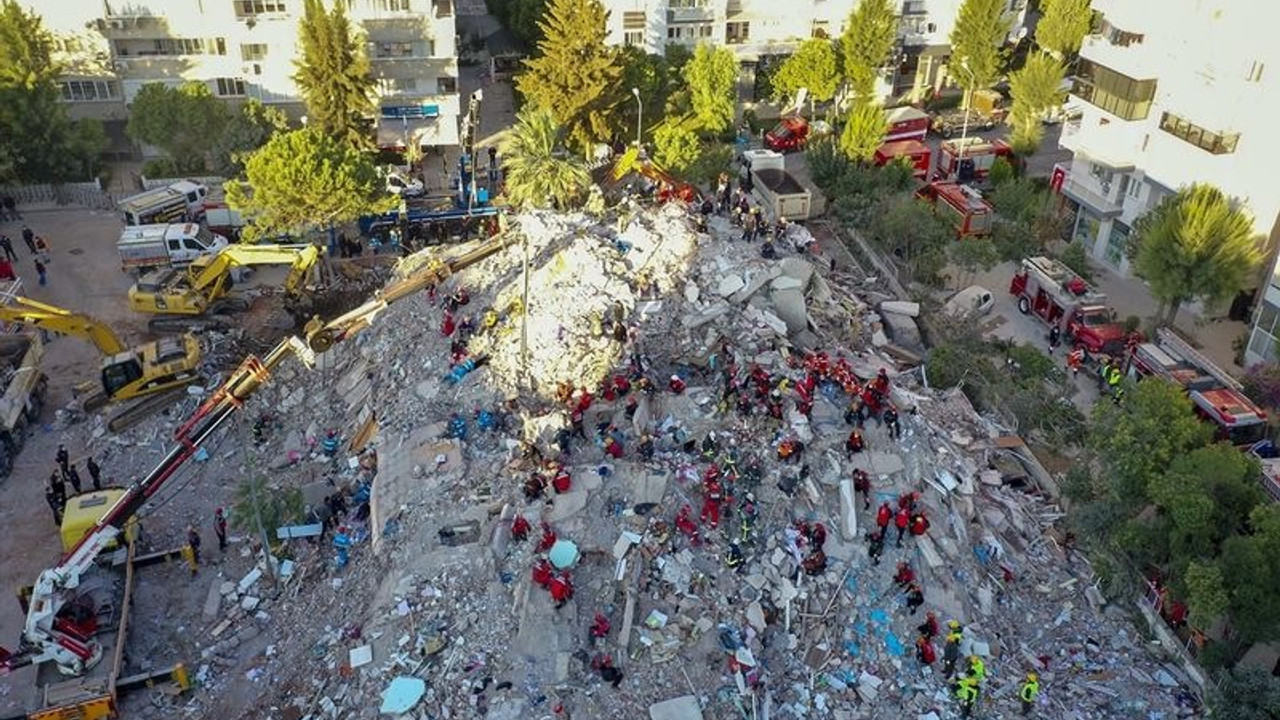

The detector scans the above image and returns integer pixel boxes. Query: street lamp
[631,87,642,148]
[955,59,976,181]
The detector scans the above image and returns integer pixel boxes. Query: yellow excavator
[128,243,323,332]
[0,296,202,429]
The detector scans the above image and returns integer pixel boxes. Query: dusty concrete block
[649,696,704,720]
[550,491,590,522]
[716,275,745,297]
[838,479,858,541]
[879,300,920,317]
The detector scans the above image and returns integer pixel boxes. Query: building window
[375,42,415,58]
[726,21,750,44]
[668,0,703,7]
[438,76,457,94]
[59,80,118,102]
[811,20,829,38]
[378,77,418,94]
[235,0,287,16]
[623,11,645,30]
[1104,221,1129,268]
[700,23,712,37]
[215,77,246,96]
[624,31,644,46]
[1126,174,1142,200]
[139,37,226,56]
[901,0,926,14]
[1071,60,1155,121]
[372,0,411,10]
[1097,17,1143,47]
[240,43,268,61]
[1158,112,1240,155]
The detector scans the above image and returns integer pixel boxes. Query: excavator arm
[6,232,512,677]
[184,243,321,296]
[0,296,127,356]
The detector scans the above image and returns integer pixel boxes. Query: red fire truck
[1009,256,1128,355]
[884,106,930,143]
[1126,327,1267,446]
[874,140,931,178]
[764,116,810,153]
[915,182,993,237]
[935,137,1014,182]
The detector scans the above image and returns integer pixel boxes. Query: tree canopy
[839,0,897,101]
[0,0,106,183]
[949,0,1011,91]
[1007,51,1066,153]
[294,0,375,149]
[1131,184,1264,326]
[210,100,289,178]
[127,81,232,173]
[772,38,839,110]
[683,43,738,134]
[225,127,393,240]
[1035,0,1092,58]
[485,0,548,48]
[516,0,622,153]
[497,107,591,210]
[838,99,887,163]
[652,116,701,174]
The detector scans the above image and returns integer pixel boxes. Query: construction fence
[0,180,119,212]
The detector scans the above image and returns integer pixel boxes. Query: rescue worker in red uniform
[511,515,531,542]
[549,571,574,608]
[700,474,725,528]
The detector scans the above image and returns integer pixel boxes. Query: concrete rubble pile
[80,202,1201,720]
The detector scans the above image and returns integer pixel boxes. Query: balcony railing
[96,15,170,38]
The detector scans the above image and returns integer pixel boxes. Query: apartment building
[602,0,1024,101]
[1051,0,1280,363]
[24,0,460,156]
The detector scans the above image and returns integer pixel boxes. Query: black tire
[1017,297,1030,315]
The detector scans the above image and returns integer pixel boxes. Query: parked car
[943,285,995,318]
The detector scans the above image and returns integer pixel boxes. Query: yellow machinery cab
[60,490,137,552]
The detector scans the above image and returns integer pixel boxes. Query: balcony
[96,15,171,39]
[1059,114,1139,171]
[669,6,715,23]
[1060,173,1123,218]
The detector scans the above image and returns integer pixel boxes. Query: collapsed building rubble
[58,202,1202,720]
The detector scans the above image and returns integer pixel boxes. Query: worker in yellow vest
[954,676,980,717]
[1020,672,1040,715]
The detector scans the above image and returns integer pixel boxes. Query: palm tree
[1132,184,1264,326]
[498,108,591,210]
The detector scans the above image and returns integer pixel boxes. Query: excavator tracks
[147,314,235,335]
[107,387,194,433]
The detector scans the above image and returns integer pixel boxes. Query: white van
[118,223,229,274]
[118,181,208,226]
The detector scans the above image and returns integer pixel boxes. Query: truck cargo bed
[755,169,806,195]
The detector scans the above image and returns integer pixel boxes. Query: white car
[385,171,425,198]
[943,285,995,318]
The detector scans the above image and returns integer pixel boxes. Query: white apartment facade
[24,0,461,155]
[1052,0,1280,364]
[600,0,1025,103]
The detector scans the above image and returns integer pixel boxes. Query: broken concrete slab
[716,274,745,297]
[649,696,704,720]
[838,479,858,541]
[844,451,906,476]
[880,311,922,350]
[622,465,670,506]
[729,266,783,304]
[778,256,815,285]
[879,300,920,317]
[769,287,809,334]
[550,491,590,522]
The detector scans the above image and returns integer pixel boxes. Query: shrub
[1059,241,1094,281]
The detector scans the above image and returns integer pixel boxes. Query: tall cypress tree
[948,0,1011,91]
[515,0,622,153]
[294,0,374,149]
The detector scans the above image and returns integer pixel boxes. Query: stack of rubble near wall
[94,202,1199,720]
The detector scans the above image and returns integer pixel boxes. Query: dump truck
[0,333,47,477]
[874,140,931,178]
[1009,256,1128,355]
[741,149,811,222]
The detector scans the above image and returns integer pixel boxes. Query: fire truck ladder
[1155,327,1242,392]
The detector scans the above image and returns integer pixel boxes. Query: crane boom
[0,296,127,356]
[5,232,514,677]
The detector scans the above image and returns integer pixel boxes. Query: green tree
[497,107,591,209]
[949,0,1011,92]
[839,0,897,101]
[838,99,887,163]
[516,0,621,152]
[1089,378,1213,506]
[0,0,103,182]
[869,193,953,283]
[1035,0,1092,58]
[1132,184,1265,326]
[231,476,304,549]
[683,43,738,134]
[294,0,374,149]
[1221,505,1280,644]
[486,0,548,48]
[1007,51,1066,154]
[989,176,1047,224]
[1211,667,1280,720]
[225,127,393,240]
[1184,561,1230,629]
[772,38,839,111]
[652,116,701,174]
[1150,445,1262,566]
[210,99,289,177]
[617,47,682,141]
[126,81,231,173]
[948,237,999,287]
